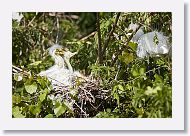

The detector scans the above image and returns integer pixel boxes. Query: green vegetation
[12,12,172,118]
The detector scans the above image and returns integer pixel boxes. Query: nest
[48,76,110,117]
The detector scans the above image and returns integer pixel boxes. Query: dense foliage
[12,12,172,118]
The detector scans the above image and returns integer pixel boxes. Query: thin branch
[112,31,135,54]
[111,24,142,65]
[126,66,169,83]
[80,31,97,41]
[55,14,60,44]
[73,101,88,117]
[12,65,30,75]
[114,63,121,80]
[27,13,38,27]
[96,13,103,64]
[138,21,154,31]
[102,12,121,55]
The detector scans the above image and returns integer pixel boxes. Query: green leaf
[29,103,41,116]
[136,108,144,117]
[39,92,46,102]
[37,77,50,89]
[54,103,66,117]
[39,89,49,102]
[145,86,161,95]
[117,84,124,91]
[139,67,145,75]
[44,114,54,118]
[128,42,138,51]
[132,69,139,77]
[119,52,134,65]
[106,108,111,113]
[14,73,23,81]
[29,61,42,66]
[12,106,25,118]
[33,105,41,115]
[12,94,21,104]
[154,74,163,83]
[24,82,37,94]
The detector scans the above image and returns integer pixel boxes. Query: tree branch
[96,13,103,64]
[55,14,60,44]
[102,12,121,55]
[12,65,30,76]
[126,65,169,83]
[27,13,38,27]
[111,24,142,65]
[80,31,96,41]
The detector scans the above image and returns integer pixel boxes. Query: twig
[28,13,38,27]
[126,66,168,83]
[96,13,103,64]
[73,101,88,117]
[80,31,97,41]
[55,14,60,44]
[138,21,154,31]
[80,99,84,117]
[96,95,112,109]
[114,62,121,80]
[89,102,98,111]
[102,13,121,55]
[12,65,30,75]
[117,26,130,39]
[111,24,142,65]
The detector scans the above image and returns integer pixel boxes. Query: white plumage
[136,31,170,58]
[39,44,81,88]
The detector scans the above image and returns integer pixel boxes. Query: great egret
[62,48,77,73]
[39,44,66,77]
[136,31,170,58]
[39,44,78,87]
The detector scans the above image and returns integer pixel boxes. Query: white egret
[136,31,170,58]
[39,44,78,87]
[39,44,66,77]
[62,48,77,73]
[38,44,107,114]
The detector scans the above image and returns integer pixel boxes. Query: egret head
[48,44,63,57]
[48,44,77,58]
[63,50,77,60]
[62,49,78,73]
[54,47,78,59]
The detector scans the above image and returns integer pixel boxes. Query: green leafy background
[12,12,172,118]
